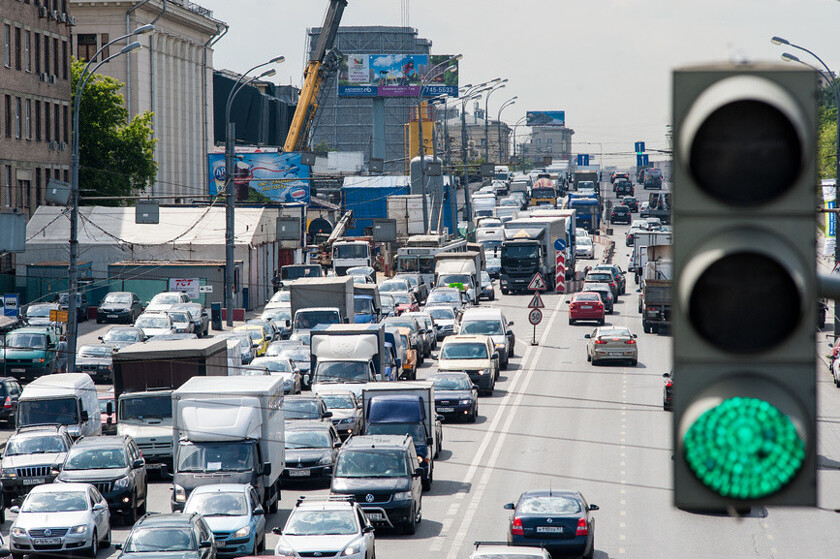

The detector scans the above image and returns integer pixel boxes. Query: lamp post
[773,35,840,335]
[497,96,517,164]
[512,115,527,166]
[67,24,154,375]
[483,79,507,161]
[223,56,284,326]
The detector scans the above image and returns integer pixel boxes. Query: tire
[268,482,279,514]
[583,537,595,559]
[468,406,477,423]
[643,323,650,334]
[0,506,5,524]
[102,529,111,548]
[403,504,417,535]
[422,468,433,491]
[96,317,102,324]
[501,289,509,295]
[501,356,508,370]
[124,496,137,526]
[630,359,638,367]
[569,319,575,325]
[598,319,605,326]
[87,529,98,558]
[586,353,591,362]
[13,552,25,559]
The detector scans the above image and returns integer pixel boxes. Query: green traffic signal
[683,397,806,500]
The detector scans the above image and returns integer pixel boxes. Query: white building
[70,0,227,201]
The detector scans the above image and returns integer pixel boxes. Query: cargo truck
[112,338,227,471]
[639,245,672,334]
[630,231,673,281]
[362,381,441,490]
[528,209,577,279]
[434,251,483,304]
[499,217,566,294]
[353,283,381,324]
[332,239,372,276]
[290,276,354,336]
[171,376,285,513]
[568,197,600,233]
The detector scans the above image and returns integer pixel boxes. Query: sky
[200,0,838,167]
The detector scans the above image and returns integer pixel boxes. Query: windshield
[321,394,355,409]
[354,297,374,314]
[124,528,195,553]
[105,329,139,342]
[6,333,46,349]
[22,491,87,513]
[397,275,418,287]
[6,434,67,455]
[379,281,408,293]
[26,306,53,318]
[135,316,170,329]
[78,345,112,358]
[262,310,291,324]
[334,449,408,478]
[294,310,339,330]
[185,492,248,517]
[18,398,77,426]
[365,422,425,448]
[428,308,454,321]
[64,447,127,470]
[315,361,368,384]
[390,293,412,305]
[575,293,602,302]
[177,441,255,472]
[438,274,471,287]
[441,343,488,360]
[285,430,331,449]
[334,244,369,259]
[285,399,322,419]
[279,349,309,362]
[269,291,291,303]
[251,358,291,372]
[380,295,395,311]
[427,291,458,303]
[579,238,593,247]
[502,244,539,260]
[432,376,472,391]
[282,266,321,280]
[395,256,419,273]
[531,187,556,197]
[285,510,358,536]
[167,312,190,323]
[104,294,132,304]
[460,320,504,336]
[119,395,171,422]
[151,294,181,305]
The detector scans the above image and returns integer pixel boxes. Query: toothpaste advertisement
[338,54,459,97]
[208,151,310,203]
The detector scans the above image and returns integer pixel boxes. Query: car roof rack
[295,495,355,507]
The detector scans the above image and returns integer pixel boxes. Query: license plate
[365,512,384,521]
[215,541,226,548]
[107,314,119,318]
[10,368,24,373]
[33,538,61,545]
[23,478,45,486]
[289,470,310,477]
[536,526,564,533]
[581,305,592,309]
[437,407,455,413]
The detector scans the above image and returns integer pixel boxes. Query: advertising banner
[169,278,201,300]
[526,111,566,127]
[338,54,459,97]
[208,151,310,203]
[823,179,836,257]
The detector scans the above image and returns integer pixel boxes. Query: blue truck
[569,197,601,233]
[353,284,381,324]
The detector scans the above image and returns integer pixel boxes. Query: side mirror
[395,358,402,370]
[413,467,423,477]
[9,506,19,514]
[633,334,638,338]
[589,504,599,511]
[508,321,514,326]
[262,462,272,476]
[271,527,283,535]
[491,352,499,360]
[426,436,433,446]
[132,458,145,469]
[106,401,113,415]
[506,330,513,337]
[254,506,265,516]
[93,503,107,511]
[324,411,333,418]
[662,372,671,378]
[97,336,103,341]
[362,525,375,533]
[80,410,89,422]
[566,300,571,304]
[199,541,213,549]
[584,334,591,339]
[503,502,515,510]
[472,384,480,390]
[114,544,123,551]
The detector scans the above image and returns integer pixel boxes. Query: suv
[56,435,148,524]
[96,292,143,324]
[0,376,22,427]
[1,425,73,503]
[58,293,89,322]
[457,308,515,369]
[438,335,500,396]
[116,513,215,559]
[610,205,631,225]
[330,435,423,534]
[274,496,375,558]
[0,327,60,382]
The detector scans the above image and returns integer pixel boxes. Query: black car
[0,377,21,427]
[99,326,146,349]
[58,292,89,322]
[609,205,631,225]
[593,264,627,296]
[97,292,143,324]
[56,434,148,524]
[614,179,634,196]
[663,372,673,411]
[282,422,341,484]
[1,425,72,503]
[116,512,216,559]
[285,394,332,422]
[622,196,638,212]
[505,490,598,558]
[330,435,424,534]
[75,345,114,383]
[429,372,478,423]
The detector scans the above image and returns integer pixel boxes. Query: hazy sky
[200,0,838,166]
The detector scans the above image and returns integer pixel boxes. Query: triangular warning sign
[527,273,546,291]
[527,292,545,309]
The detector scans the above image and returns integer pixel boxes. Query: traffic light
[672,64,818,509]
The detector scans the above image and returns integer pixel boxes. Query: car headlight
[11,527,27,537]
[318,455,333,466]
[113,476,131,489]
[233,526,251,538]
[173,483,186,503]
[341,537,365,556]
[283,379,292,388]
[494,343,505,350]
[338,417,355,425]
[274,538,295,555]
[1,468,17,478]
[33,358,44,363]
[70,525,87,534]
[476,369,487,376]
[459,399,472,405]
[393,491,412,501]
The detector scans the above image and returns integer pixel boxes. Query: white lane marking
[441,295,566,559]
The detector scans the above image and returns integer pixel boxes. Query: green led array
[683,397,805,500]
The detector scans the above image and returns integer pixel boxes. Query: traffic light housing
[672,64,818,509]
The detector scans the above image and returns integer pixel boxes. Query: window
[35,168,41,205]
[53,103,59,141]
[35,100,40,141]
[14,97,21,139]
[3,165,11,207]
[63,168,68,183]
[14,27,21,71]
[100,33,109,59]
[3,25,9,68]
[44,101,50,142]
[24,31,30,72]
[62,105,67,143]
[34,32,40,73]
[43,35,49,75]
[52,37,58,76]
[24,99,31,140]
[18,180,30,209]
[61,40,67,79]
[76,34,96,62]
[4,95,10,138]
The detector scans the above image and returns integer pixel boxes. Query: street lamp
[497,96,517,164]
[484,79,508,160]
[223,56,284,326]
[67,25,154,374]
[512,115,528,164]
[772,35,840,335]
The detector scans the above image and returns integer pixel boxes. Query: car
[233,325,270,357]
[504,490,598,559]
[215,333,255,365]
[265,339,307,358]
[273,496,375,558]
[350,273,375,285]
[610,171,629,184]
[274,346,312,389]
[318,390,363,440]
[478,270,495,301]
[260,309,292,340]
[379,278,412,294]
[614,179,634,196]
[593,264,627,295]
[394,272,429,304]
[610,204,632,224]
[470,542,550,559]
[426,306,458,339]
[0,376,22,428]
[568,292,605,326]
[75,344,114,383]
[183,483,266,557]
[97,292,143,324]
[282,422,341,484]
[1,327,61,382]
[663,372,673,411]
[56,434,148,524]
[383,316,426,361]
[585,327,638,366]
[285,394,332,422]
[99,326,145,348]
[575,227,591,241]
[391,326,417,380]
[1,425,73,503]
[23,302,60,327]
[245,319,276,343]
[329,434,423,535]
[486,255,501,278]
[575,236,595,259]
[10,483,111,559]
[388,291,420,316]
[379,294,397,318]
[622,196,639,212]
[115,512,216,559]
[625,226,644,247]
[249,357,300,394]
[145,291,191,313]
[428,371,478,423]
[584,270,620,298]
[264,289,291,311]
[437,335,499,396]
[134,313,175,338]
[173,303,211,337]
[458,307,515,369]
[58,293,89,323]
[639,201,650,216]
[403,311,437,352]
[425,286,468,313]
[99,390,117,435]
[581,282,615,314]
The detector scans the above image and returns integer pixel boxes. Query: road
[5,183,840,558]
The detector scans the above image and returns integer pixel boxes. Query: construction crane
[283,0,348,153]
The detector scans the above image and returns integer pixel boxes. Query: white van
[17,373,101,438]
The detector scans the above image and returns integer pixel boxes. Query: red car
[390,292,419,315]
[568,292,605,325]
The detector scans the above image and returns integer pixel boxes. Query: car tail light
[576,517,589,536]
[666,381,673,388]
[625,339,636,345]
[511,517,524,536]
[609,282,616,288]
[594,339,607,344]
[3,396,11,409]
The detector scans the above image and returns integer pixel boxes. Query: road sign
[635,141,645,154]
[576,154,589,166]
[528,308,543,325]
[555,252,566,293]
[527,273,547,291]
[527,292,545,309]
[3,294,17,318]
[554,238,567,251]
[636,154,649,167]
[50,309,69,323]
[199,285,213,293]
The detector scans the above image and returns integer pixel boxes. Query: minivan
[17,373,102,438]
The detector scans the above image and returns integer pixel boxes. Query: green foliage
[72,57,157,204]
[312,141,337,153]
[818,84,837,180]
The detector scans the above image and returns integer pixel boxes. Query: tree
[72,57,157,204]
[818,85,837,181]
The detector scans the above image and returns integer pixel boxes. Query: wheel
[96,317,102,324]
[608,308,614,315]
[124,495,137,525]
[598,319,605,326]
[630,359,638,367]
[422,468,433,491]
[13,552,24,559]
[257,533,266,553]
[583,537,595,559]
[87,529,98,558]
[468,406,477,423]
[102,529,111,549]
[586,353,591,362]
[403,505,417,535]
[0,505,5,524]
[268,483,279,514]
[569,319,575,325]
[501,289,509,295]
[490,292,495,301]
[643,323,651,334]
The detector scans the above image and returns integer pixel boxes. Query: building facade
[442,109,512,164]
[520,126,575,163]
[70,0,226,201]
[0,0,73,224]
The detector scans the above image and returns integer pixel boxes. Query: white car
[470,542,550,559]
[134,312,175,338]
[10,483,111,559]
[576,236,595,259]
[576,227,591,240]
[265,289,291,311]
[274,498,375,559]
[145,291,191,313]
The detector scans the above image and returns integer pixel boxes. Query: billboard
[338,54,459,97]
[526,111,566,127]
[208,151,310,204]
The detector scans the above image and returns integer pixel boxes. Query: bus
[395,237,468,287]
